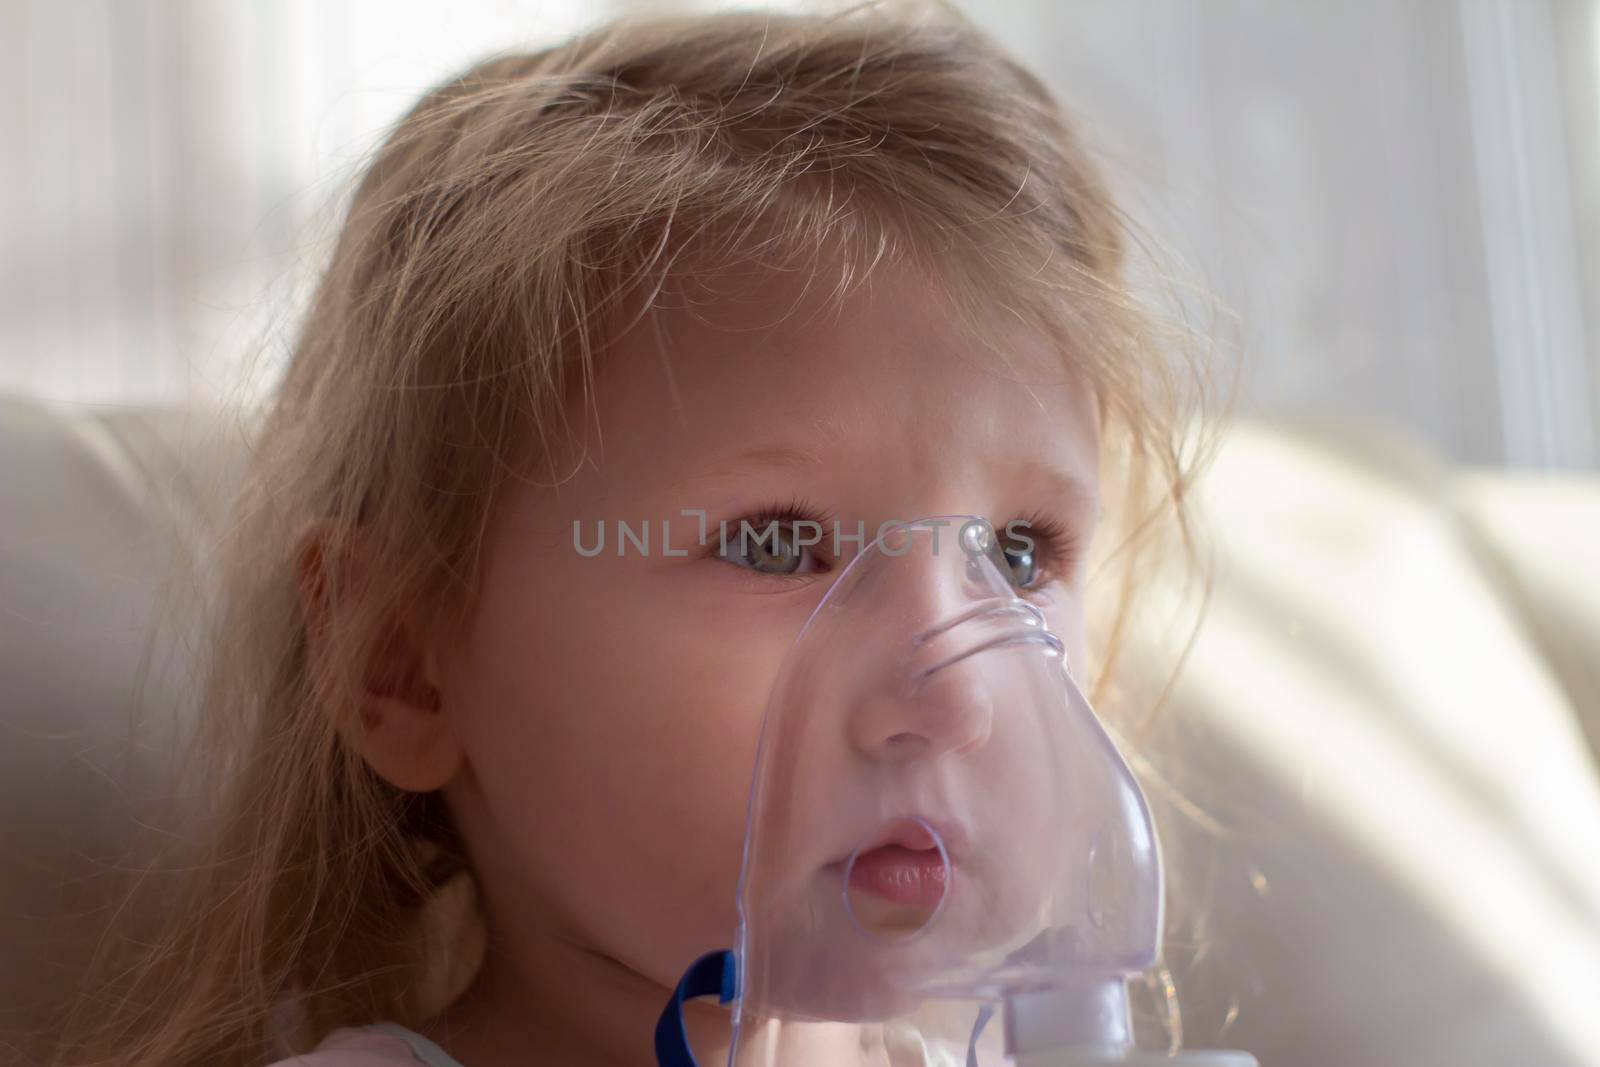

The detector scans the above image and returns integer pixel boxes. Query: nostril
[851,673,995,761]
[885,731,926,752]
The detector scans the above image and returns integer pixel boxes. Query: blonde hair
[49,4,1231,1064]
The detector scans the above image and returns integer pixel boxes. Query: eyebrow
[668,442,1097,517]
[666,442,827,495]
[1010,458,1100,516]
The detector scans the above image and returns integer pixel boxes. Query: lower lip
[847,845,949,910]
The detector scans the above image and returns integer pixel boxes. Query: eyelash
[1008,509,1082,587]
[712,500,1081,589]
[710,497,836,585]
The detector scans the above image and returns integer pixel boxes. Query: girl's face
[428,255,1101,1052]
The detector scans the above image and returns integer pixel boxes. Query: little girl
[51,4,1222,1065]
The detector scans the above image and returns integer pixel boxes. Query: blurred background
[2,0,1597,469]
[3,3,1600,1067]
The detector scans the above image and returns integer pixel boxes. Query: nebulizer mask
[657,518,1256,1067]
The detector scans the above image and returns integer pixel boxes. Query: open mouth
[847,842,948,910]
[835,817,955,937]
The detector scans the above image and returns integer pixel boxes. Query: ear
[293,519,464,793]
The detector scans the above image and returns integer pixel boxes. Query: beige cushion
[1140,419,1600,1064]
[0,391,242,1048]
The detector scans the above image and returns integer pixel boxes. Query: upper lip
[848,815,970,864]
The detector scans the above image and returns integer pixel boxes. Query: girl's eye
[1002,536,1041,589]
[985,515,1078,592]
[986,528,1042,589]
[717,521,824,577]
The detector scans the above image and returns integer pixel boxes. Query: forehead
[570,254,1100,509]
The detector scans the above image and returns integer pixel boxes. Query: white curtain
[960,0,1600,469]
[3,0,1596,469]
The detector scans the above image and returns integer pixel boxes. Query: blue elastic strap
[655,950,738,1067]
[965,1001,996,1067]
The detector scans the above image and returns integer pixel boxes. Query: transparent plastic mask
[727,517,1161,1064]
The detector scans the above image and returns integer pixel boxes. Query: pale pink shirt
[269,1021,970,1065]
[267,1022,463,1066]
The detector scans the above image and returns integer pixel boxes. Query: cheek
[442,560,787,982]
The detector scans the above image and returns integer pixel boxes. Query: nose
[847,656,997,762]
[841,526,1016,762]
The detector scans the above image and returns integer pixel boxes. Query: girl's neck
[413,929,887,1066]
[415,929,700,1066]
